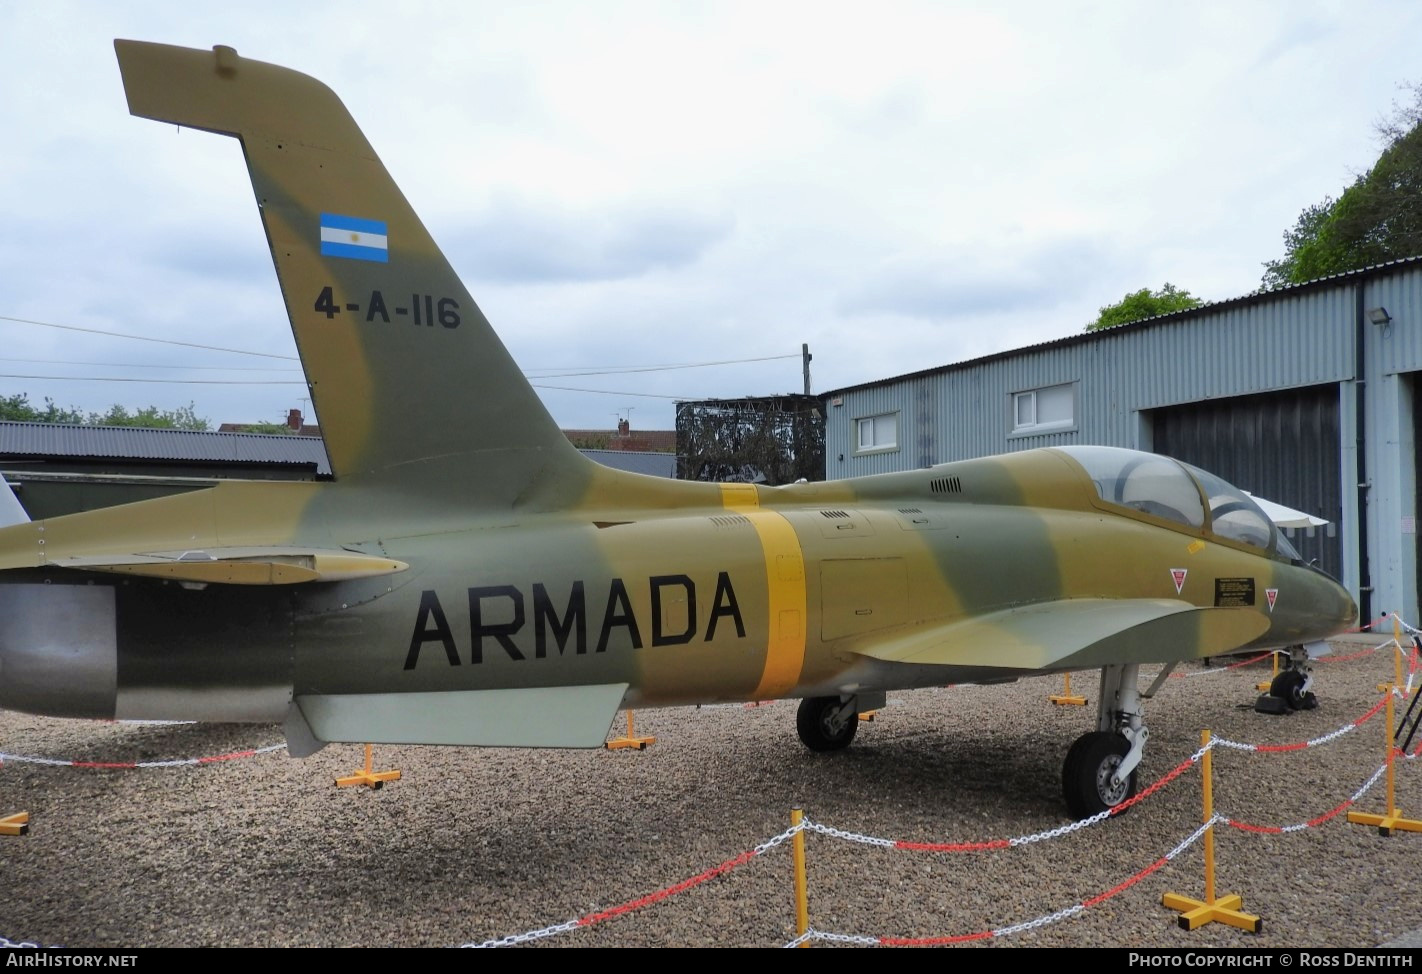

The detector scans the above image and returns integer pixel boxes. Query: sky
[2,1,1420,433]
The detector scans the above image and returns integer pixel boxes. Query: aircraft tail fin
[113,40,594,509]
[0,478,29,528]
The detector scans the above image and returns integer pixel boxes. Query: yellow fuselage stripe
[718,485,808,699]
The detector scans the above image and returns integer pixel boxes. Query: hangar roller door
[1152,384,1342,579]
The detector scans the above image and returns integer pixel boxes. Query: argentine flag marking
[320,213,389,263]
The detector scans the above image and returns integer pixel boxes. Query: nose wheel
[1062,664,1147,819]
[1063,732,1138,815]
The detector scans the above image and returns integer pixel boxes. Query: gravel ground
[2,636,1420,949]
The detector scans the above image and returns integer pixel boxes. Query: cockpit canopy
[1055,446,1296,560]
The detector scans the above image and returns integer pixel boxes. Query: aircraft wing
[851,598,1271,672]
[48,547,407,585]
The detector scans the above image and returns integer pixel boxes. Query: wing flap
[853,599,1271,671]
[295,684,629,748]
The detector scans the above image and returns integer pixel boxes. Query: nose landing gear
[1062,663,1147,819]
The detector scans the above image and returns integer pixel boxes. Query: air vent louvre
[898,507,923,514]
[709,514,751,527]
[930,476,963,494]
[820,510,851,519]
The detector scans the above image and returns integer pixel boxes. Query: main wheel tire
[1062,731,1138,819]
[1270,669,1309,710]
[796,696,858,752]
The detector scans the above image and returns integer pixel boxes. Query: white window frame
[854,411,899,455]
[1010,382,1077,436]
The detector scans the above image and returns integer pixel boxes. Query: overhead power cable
[0,357,302,372]
[0,315,298,361]
[524,353,800,378]
[0,374,304,386]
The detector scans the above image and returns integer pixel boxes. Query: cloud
[837,237,1119,319]
[447,196,735,284]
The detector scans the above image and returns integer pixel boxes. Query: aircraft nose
[0,583,118,718]
[1297,566,1358,641]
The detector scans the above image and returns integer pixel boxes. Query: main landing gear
[796,695,860,751]
[1062,663,1148,819]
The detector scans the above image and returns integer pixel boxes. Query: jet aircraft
[0,41,1357,818]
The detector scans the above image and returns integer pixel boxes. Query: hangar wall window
[855,412,899,454]
[1012,382,1076,435]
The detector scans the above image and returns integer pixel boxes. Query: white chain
[791,929,879,946]
[0,742,286,768]
[1177,660,1253,678]
[0,753,71,767]
[993,904,1085,937]
[1351,762,1391,801]
[461,918,582,948]
[462,822,800,947]
[1009,808,1111,845]
[1214,714,1370,753]
[755,820,807,854]
[1166,815,1221,861]
[801,820,896,848]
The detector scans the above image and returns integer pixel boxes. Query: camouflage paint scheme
[0,43,1355,768]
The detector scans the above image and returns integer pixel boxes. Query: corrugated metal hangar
[821,257,1422,627]
[0,423,674,521]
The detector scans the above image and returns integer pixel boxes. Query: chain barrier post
[1378,618,1405,693]
[1162,730,1261,932]
[0,754,29,836]
[1347,685,1422,836]
[1256,651,1279,693]
[0,811,28,837]
[335,743,401,790]
[791,808,810,947]
[605,710,655,750]
[608,705,656,750]
[1050,671,1086,707]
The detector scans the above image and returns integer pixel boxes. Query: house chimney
[287,408,302,431]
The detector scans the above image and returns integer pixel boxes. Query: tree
[1085,283,1202,331]
[0,394,85,424]
[238,421,297,435]
[0,394,209,430]
[1261,81,1422,289]
[87,403,210,431]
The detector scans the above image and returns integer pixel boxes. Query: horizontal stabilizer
[51,547,407,586]
[0,478,28,528]
[295,684,630,747]
[852,598,1271,671]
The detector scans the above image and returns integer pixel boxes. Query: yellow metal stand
[791,807,810,947]
[605,710,655,750]
[1,754,30,836]
[1256,651,1279,693]
[1050,671,1087,706]
[335,743,401,790]
[1347,686,1422,836]
[0,811,29,837]
[1162,730,1262,933]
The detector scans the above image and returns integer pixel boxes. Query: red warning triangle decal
[1266,588,1278,612]
[1170,568,1187,594]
